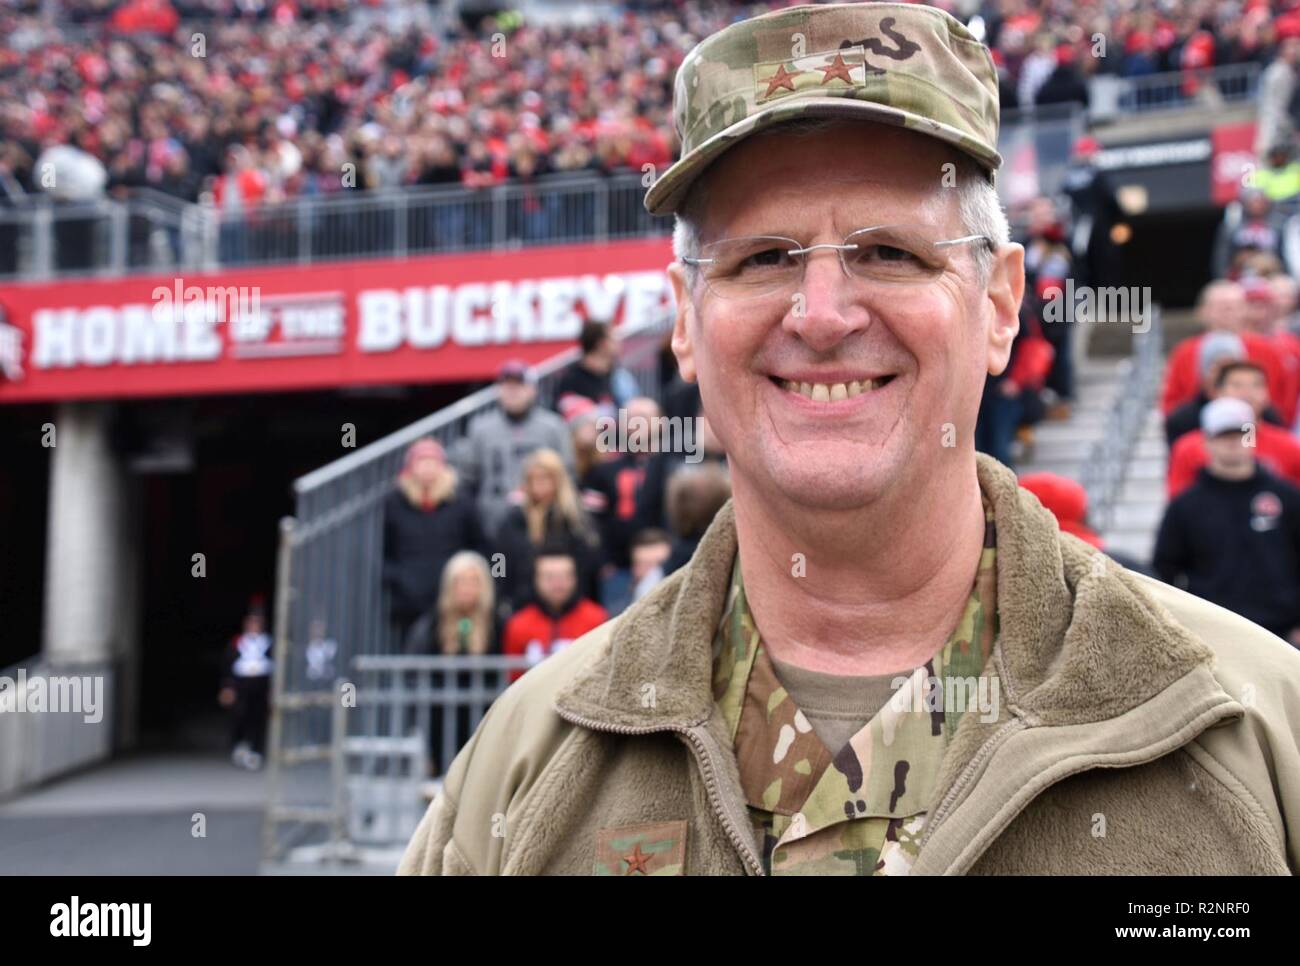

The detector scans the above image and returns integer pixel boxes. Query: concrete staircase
[1015,358,1132,481]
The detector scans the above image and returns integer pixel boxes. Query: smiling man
[400,3,1300,876]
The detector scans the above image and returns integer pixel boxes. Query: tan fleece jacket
[399,454,1300,875]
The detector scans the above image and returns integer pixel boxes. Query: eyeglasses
[681,224,996,301]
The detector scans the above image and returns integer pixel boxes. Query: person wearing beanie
[382,436,484,647]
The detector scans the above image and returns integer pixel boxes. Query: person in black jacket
[382,437,484,649]
[1154,397,1300,645]
[555,319,618,417]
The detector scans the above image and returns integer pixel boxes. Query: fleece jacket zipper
[553,707,766,876]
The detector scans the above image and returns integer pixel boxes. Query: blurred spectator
[1249,142,1300,205]
[1035,42,1089,108]
[580,395,659,608]
[556,320,620,418]
[1020,472,1104,548]
[1021,197,1076,407]
[419,548,497,774]
[1163,333,1287,446]
[568,397,613,482]
[1167,361,1300,497]
[976,298,1054,469]
[628,528,673,602]
[637,406,728,531]
[217,609,273,770]
[1161,280,1295,426]
[664,460,732,576]
[501,546,607,682]
[1154,397,1300,645]
[304,618,339,683]
[434,550,496,656]
[455,359,574,542]
[1255,36,1300,156]
[495,447,600,613]
[382,437,483,649]
[603,526,672,616]
[1213,189,1288,278]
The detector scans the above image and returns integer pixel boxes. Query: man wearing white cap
[1156,396,1300,644]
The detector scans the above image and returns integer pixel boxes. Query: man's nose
[781,250,871,352]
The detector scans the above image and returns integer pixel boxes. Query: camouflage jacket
[400,455,1300,875]
[713,492,996,875]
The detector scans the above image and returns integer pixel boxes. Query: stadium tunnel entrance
[2,382,474,753]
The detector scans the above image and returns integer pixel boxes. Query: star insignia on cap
[819,52,854,85]
[762,63,801,97]
[623,844,652,875]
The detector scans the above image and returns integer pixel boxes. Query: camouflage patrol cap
[644,2,1002,216]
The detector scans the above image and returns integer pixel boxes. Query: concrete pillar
[41,401,142,749]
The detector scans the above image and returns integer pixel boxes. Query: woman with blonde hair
[435,550,497,656]
[495,447,600,612]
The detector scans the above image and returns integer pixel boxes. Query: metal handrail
[1098,60,1261,117]
[1078,309,1165,535]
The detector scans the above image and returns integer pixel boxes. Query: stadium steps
[1099,409,1168,563]
[1014,357,1128,483]
[1013,342,1174,569]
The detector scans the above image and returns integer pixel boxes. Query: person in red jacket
[1162,280,1295,426]
[1167,362,1300,498]
[501,547,608,682]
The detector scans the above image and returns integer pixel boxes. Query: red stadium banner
[0,237,676,403]
[1211,120,1258,207]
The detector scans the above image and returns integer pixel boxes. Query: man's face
[1219,369,1270,415]
[631,540,671,581]
[1202,286,1245,332]
[1206,431,1253,474]
[667,123,1022,511]
[498,378,535,415]
[535,556,577,610]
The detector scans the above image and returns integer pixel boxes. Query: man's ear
[667,261,697,384]
[986,242,1025,376]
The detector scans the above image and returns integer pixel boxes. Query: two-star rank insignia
[754,46,870,103]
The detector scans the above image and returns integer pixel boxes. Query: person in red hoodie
[1161,279,1295,427]
[501,546,607,682]
[1168,361,1300,498]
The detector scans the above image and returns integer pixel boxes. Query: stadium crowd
[2,0,1298,216]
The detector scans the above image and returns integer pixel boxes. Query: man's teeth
[781,379,878,401]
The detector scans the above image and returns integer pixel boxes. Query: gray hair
[672,118,1009,289]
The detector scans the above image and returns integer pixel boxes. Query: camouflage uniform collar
[554,454,1223,735]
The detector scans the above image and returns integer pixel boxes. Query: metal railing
[997,104,1087,208]
[1,109,1096,282]
[1078,308,1165,535]
[0,173,671,281]
[261,307,674,867]
[1090,61,1262,120]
